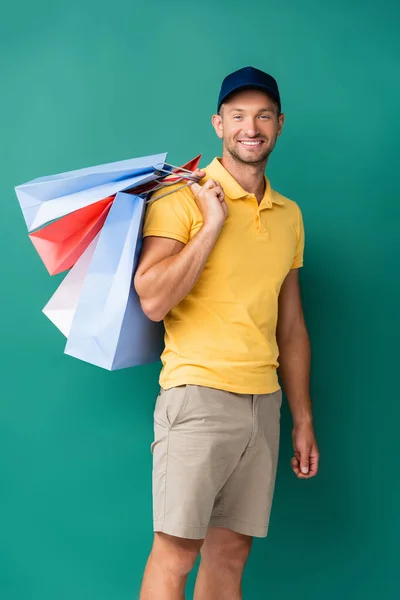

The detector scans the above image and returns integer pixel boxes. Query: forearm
[136,224,220,321]
[277,325,313,426]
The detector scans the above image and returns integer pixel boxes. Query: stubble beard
[224,136,277,166]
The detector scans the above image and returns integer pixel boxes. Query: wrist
[201,221,223,237]
[293,413,314,428]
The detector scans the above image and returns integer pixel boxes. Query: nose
[244,118,258,137]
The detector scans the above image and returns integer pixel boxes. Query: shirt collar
[204,157,284,208]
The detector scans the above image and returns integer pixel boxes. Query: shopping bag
[16,152,201,370]
[42,233,100,336]
[64,191,164,370]
[15,152,167,231]
[28,155,203,275]
[29,196,114,275]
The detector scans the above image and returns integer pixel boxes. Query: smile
[239,141,263,147]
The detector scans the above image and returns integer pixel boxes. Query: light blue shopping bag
[15,152,167,232]
[64,191,164,370]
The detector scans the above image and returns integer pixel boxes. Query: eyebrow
[228,108,275,113]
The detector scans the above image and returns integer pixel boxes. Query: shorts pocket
[154,385,190,429]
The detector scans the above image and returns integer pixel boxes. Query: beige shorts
[151,384,282,539]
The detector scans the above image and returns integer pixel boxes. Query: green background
[1,0,399,598]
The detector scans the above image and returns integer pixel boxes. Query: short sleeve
[142,187,193,244]
[291,205,305,269]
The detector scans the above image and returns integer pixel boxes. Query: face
[212,89,284,166]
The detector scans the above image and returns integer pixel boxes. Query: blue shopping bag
[64,191,164,370]
[15,152,167,232]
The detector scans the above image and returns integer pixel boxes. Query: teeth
[241,141,262,146]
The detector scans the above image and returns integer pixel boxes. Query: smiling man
[135,66,320,600]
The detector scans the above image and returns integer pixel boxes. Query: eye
[233,115,243,120]
[259,115,271,120]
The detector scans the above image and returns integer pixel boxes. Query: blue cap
[217,66,281,113]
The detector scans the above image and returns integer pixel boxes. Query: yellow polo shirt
[142,157,304,394]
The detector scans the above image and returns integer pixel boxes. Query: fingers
[192,168,206,179]
[308,449,319,476]
[187,169,205,194]
[188,178,215,195]
[291,456,308,479]
[299,450,310,475]
[203,179,217,190]
[190,182,201,196]
[205,179,224,201]
[291,451,318,479]
[215,185,225,202]
[189,178,224,201]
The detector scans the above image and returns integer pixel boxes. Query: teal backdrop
[1,1,399,598]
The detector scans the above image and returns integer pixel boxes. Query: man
[135,66,319,600]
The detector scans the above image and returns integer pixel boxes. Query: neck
[221,152,268,203]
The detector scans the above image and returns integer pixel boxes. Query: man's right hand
[189,169,228,231]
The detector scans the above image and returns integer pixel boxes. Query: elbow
[139,297,166,322]
[133,273,167,322]
[144,307,165,323]
[277,323,309,349]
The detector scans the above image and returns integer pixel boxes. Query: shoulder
[147,181,199,216]
[143,179,204,243]
[271,188,304,240]
[271,188,302,215]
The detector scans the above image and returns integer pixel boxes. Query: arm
[134,224,221,322]
[276,268,312,424]
[134,173,228,322]
[276,268,319,478]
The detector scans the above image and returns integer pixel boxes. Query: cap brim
[218,84,280,111]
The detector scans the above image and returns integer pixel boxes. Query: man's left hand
[291,421,319,479]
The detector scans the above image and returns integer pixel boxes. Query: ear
[277,112,285,137]
[212,114,224,140]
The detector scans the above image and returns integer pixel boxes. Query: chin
[235,150,271,165]
[225,143,268,164]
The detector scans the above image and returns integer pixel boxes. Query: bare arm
[134,224,221,322]
[276,268,319,479]
[276,268,312,425]
[134,173,228,322]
